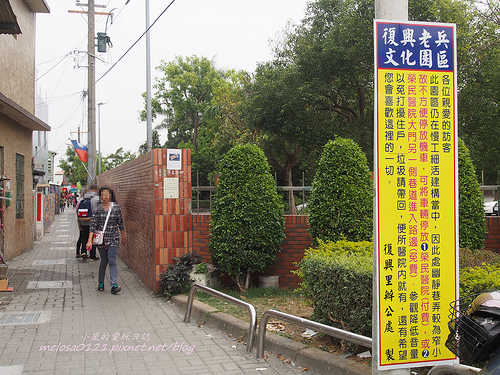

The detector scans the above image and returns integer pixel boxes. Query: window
[16,153,24,219]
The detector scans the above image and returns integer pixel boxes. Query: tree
[138,130,161,155]
[103,147,137,169]
[458,138,486,250]
[274,0,377,160]
[308,137,373,243]
[247,62,334,213]
[209,144,285,292]
[250,0,480,176]
[143,55,229,184]
[59,145,88,186]
[456,0,500,184]
[146,55,225,153]
[210,69,260,150]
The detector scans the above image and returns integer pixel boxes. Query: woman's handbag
[92,204,113,245]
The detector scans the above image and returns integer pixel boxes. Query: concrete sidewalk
[0,208,309,375]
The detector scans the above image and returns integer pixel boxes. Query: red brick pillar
[154,149,191,289]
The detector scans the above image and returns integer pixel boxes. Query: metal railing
[256,309,372,359]
[183,283,257,352]
[191,172,312,214]
[427,364,481,375]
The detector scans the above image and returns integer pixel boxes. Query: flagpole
[70,139,90,183]
[78,158,91,178]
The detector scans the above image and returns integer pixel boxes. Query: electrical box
[97,32,107,53]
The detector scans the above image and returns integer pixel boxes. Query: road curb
[171,295,371,375]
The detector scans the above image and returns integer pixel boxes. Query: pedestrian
[76,187,98,259]
[86,187,126,294]
[75,195,87,258]
[59,192,65,213]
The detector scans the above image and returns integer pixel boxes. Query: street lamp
[97,102,107,175]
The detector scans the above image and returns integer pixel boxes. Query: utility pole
[373,2,409,375]
[375,0,408,20]
[97,102,107,175]
[87,0,96,185]
[146,0,152,152]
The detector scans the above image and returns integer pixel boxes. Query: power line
[35,53,71,81]
[33,92,86,160]
[94,0,176,85]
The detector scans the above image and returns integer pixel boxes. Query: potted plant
[190,262,220,288]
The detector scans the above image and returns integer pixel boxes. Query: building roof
[0,0,50,35]
[0,0,21,34]
[25,0,50,13]
[0,92,51,131]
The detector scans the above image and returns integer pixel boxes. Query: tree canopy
[137,0,500,187]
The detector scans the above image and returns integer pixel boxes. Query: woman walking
[86,187,126,294]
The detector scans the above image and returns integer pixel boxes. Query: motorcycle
[429,291,500,375]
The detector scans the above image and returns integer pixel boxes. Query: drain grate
[0,311,51,325]
[32,259,67,265]
[26,281,72,289]
[0,312,40,324]
[11,272,39,276]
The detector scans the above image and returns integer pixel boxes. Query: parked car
[484,200,498,216]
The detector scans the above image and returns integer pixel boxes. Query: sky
[35,0,311,170]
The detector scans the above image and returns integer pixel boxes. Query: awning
[0,0,21,34]
[0,92,51,131]
[0,0,50,35]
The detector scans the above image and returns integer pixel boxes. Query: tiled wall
[191,214,313,288]
[485,216,500,253]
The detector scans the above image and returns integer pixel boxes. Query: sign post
[373,19,459,373]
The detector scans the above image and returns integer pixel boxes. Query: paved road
[0,208,304,375]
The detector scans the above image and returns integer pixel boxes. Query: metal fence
[191,172,312,215]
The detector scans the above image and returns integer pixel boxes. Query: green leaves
[295,239,373,346]
[458,138,486,250]
[460,264,500,296]
[308,138,373,244]
[209,145,285,288]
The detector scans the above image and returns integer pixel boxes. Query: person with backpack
[76,186,99,259]
[76,191,90,258]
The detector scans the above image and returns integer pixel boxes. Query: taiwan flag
[71,140,88,163]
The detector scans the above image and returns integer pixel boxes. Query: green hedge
[209,144,285,292]
[294,240,373,347]
[458,138,486,249]
[308,138,373,244]
[295,240,500,349]
[460,264,500,295]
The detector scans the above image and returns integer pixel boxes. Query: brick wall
[191,214,210,263]
[98,149,191,292]
[485,216,500,253]
[191,214,313,288]
[99,152,156,290]
[278,216,313,287]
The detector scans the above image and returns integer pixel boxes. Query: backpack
[77,197,92,220]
